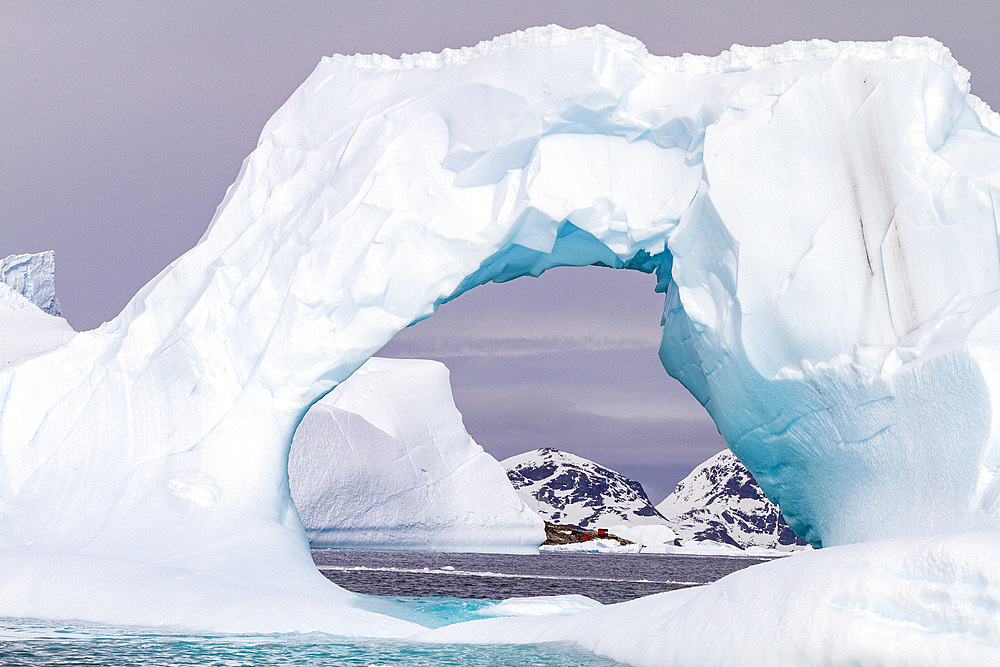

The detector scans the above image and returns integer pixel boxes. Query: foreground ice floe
[427,531,1000,665]
[289,357,544,552]
[1,24,1000,662]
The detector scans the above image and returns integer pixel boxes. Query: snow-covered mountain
[505,447,807,552]
[289,357,544,553]
[657,450,809,552]
[503,448,670,530]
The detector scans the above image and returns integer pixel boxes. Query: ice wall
[0,252,74,367]
[289,357,544,552]
[1,251,62,316]
[2,25,1000,630]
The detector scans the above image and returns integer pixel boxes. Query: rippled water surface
[2,551,771,664]
[1,625,614,666]
[314,549,771,603]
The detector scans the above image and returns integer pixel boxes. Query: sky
[3,1,998,501]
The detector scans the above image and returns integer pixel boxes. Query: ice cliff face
[503,448,669,529]
[657,450,808,551]
[1,251,62,316]
[289,357,544,553]
[2,26,1000,634]
[0,252,74,367]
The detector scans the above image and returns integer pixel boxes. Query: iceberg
[2,24,1000,660]
[290,357,544,552]
[0,251,62,316]
[0,252,74,367]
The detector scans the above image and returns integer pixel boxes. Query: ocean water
[1,551,769,665]
[314,549,770,603]
[0,621,612,666]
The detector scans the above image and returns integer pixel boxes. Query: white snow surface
[540,538,643,554]
[289,357,544,552]
[478,595,604,617]
[0,25,999,658]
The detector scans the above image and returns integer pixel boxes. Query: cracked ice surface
[2,25,1000,650]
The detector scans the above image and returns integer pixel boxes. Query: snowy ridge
[289,357,543,553]
[503,448,669,529]
[657,450,808,551]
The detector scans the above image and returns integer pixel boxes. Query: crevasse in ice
[2,25,1000,649]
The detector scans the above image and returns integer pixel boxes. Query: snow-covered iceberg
[2,24,1000,657]
[290,357,544,552]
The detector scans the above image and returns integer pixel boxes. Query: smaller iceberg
[0,252,74,367]
[0,251,62,316]
[289,357,545,553]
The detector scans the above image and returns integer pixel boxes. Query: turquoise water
[352,594,502,628]
[0,615,620,665]
[1,552,767,664]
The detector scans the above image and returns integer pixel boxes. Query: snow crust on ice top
[289,357,544,553]
[3,25,1000,635]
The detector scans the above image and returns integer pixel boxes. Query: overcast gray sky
[3,1,997,501]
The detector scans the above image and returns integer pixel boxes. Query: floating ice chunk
[479,595,604,617]
[604,524,678,552]
[540,539,643,554]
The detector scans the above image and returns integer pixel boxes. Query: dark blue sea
[1,550,769,665]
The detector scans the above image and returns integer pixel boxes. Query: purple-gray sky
[3,1,998,501]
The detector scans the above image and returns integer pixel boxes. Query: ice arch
[3,26,1000,628]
